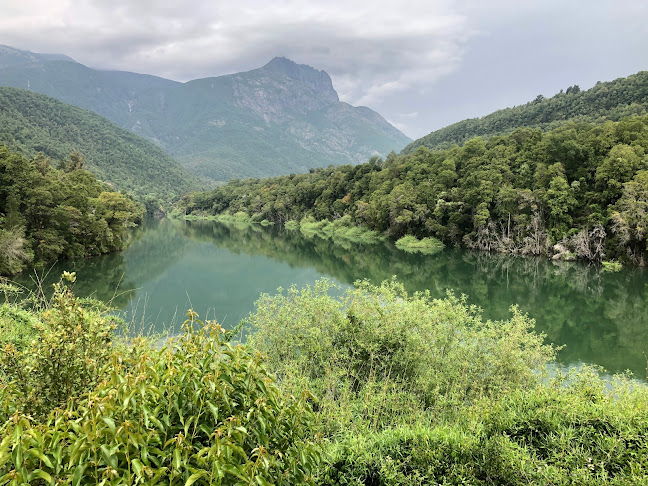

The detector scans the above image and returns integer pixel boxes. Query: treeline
[403,71,648,153]
[0,145,142,275]
[0,87,201,198]
[180,116,648,264]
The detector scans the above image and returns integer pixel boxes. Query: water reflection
[15,218,648,378]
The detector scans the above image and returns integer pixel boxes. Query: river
[14,217,648,379]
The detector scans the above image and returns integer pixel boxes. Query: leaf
[173,447,182,470]
[71,464,87,486]
[185,470,208,486]
[31,469,53,484]
[102,417,116,434]
[131,459,144,477]
[26,448,53,468]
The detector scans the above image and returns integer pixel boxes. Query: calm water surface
[15,218,648,378]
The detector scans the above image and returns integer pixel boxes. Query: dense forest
[180,115,648,264]
[0,145,142,275]
[402,71,648,153]
[0,87,201,198]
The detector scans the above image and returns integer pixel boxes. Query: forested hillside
[403,71,648,153]
[0,87,200,197]
[181,116,648,264]
[0,145,143,275]
[0,46,411,182]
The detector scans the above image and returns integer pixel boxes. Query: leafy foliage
[180,116,648,264]
[1,277,648,484]
[0,145,143,275]
[0,285,320,485]
[0,87,200,197]
[394,235,444,254]
[402,71,648,153]
[248,279,554,416]
[247,279,648,485]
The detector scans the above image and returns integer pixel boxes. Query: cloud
[2,0,648,139]
[0,0,472,109]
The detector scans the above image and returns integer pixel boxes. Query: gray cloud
[1,0,647,138]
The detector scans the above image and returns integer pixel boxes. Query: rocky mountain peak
[262,56,338,103]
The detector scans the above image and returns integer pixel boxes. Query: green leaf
[26,448,53,468]
[102,417,116,434]
[131,459,144,477]
[185,470,208,486]
[31,469,53,484]
[71,464,87,486]
[173,447,182,470]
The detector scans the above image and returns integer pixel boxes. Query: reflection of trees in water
[179,220,648,378]
[14,252,136,309]
[14,218,193,311]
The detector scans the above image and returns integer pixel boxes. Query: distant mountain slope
[0,47,411,182]
[402,71,648,154]
[0,87,200,197]
[0,44,77,68]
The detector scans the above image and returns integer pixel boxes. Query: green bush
[395,235,445,255]
[321,370,648,485]
[602,260,623,272]
[248,279,555,426]
[0,304,37,352]
[0,309,320,485]
[0,272,118,421]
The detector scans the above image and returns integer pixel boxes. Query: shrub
[0,311,320,485]
[602,260,623,272]
[0,272,117,421]
[247,279,555,429]
[320,370,648,485]
[395,235,445,255]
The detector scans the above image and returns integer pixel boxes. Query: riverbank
[2,275,648,484]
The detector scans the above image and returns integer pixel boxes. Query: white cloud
[0,0,472,109]
[2,0,648,139]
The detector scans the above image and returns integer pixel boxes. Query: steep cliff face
[0,46,411,182]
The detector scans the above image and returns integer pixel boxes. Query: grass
[602,260,623,272]
[395,235,445,255]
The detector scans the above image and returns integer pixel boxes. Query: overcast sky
[1,0,647,138]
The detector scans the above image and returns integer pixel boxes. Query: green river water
[15,218,648,379]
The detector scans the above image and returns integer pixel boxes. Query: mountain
[0,46,411,182]
[402,71,648,154]
[0,44,77,68]
[0,87,201,197]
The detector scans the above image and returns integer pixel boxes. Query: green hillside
[181,115,648,265]
[403,71,648,153]
[0,47,411,182]
[0,145,142,275]
[0,87,200,197]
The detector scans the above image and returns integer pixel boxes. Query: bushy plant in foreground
[0,273,117,421]
[248,279,555,427]
[0,285,319,485]
[321,370,648,485]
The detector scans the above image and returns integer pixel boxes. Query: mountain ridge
[0,86,201,197]
[0,46,411,182]
[402,70,648,154]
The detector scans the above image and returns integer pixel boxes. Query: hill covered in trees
[0,145,143,275]
[403,71,648,153]
[180,115,648,265]
[0,87,200,197]
[0,46,411,182]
